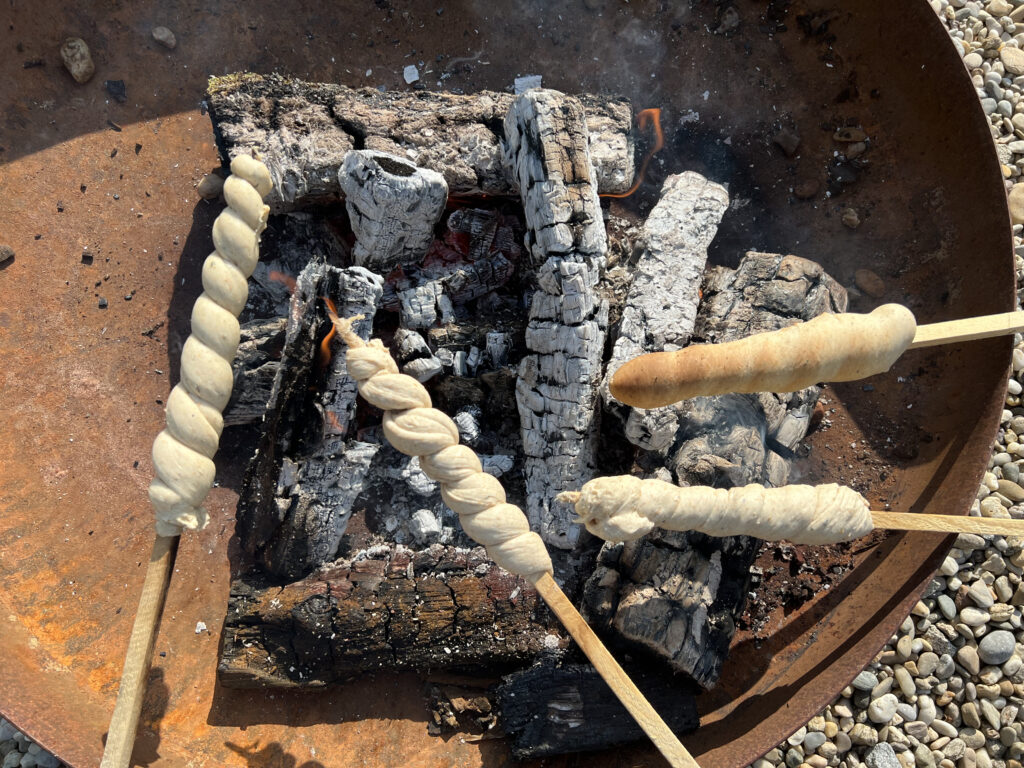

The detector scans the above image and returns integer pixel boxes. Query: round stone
[853,670,880,690]
[1004,46,1024,76]
[962,606,993,626]
[1009,183,1024,225]
[803,731,827,751]
[868,693,900,723]
[958,644,982,675]
[979,630,1017,665]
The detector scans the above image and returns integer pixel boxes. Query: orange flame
[318,297,339,372]
[268,269,297,294]
[601,108,664,199]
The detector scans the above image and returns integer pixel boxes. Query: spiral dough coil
[149,155,272,536]
[335,318,553,581]
[559,475,875,545]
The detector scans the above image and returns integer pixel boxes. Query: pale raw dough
[335,319,553,581]
[560,475,874,545]
[149,154,271,536]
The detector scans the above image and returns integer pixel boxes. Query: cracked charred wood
[218,543,562,688]
[496,657,699,758]
[235,258,384,581]
[583,251,849,689]
[504,89,608,550]
[206,73,635,212]
[223,317,286,427]
[338,150,448,272]
[604,171,730,424]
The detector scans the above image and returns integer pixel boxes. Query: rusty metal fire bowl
[0,1,1013,766]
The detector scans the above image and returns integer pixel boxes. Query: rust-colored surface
[0,1,1012,767]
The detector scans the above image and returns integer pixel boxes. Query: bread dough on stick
[558,476,874,545]
[148,154,271,536]
[610,303,917,409]
[333,315,553,581]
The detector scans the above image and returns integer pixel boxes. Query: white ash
[338,149,448,272]
[486,331,512,367]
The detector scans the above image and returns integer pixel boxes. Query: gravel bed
[1,4,1021,768]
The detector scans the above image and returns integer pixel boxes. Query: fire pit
[0,1,1012,766]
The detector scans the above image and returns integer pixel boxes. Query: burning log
[219,543,559,687]
[235,259,384,579]
[583,251,849,688]
[504,89,609,550]
[205,74,635,212]
[338,150,448,272]
[223,317,286,427]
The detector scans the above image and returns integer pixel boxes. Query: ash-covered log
[496,657,699,758]
[339,150,448,272]
[205,74,635,212]
[504,89,609,550]
[584,251,849,688]
[219,544,562,687]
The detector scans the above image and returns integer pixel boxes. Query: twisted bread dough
[610,304,918,409]
[558,476,874,545]
[149,155,272,536]
[333,317,553,581]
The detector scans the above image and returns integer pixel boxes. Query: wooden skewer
[909,310,1024,350]
[531,573,698,768]
[99,534,178,768]
[872,511,1024,536]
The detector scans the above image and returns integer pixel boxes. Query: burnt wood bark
[206,73,635,212]
[219,543,562,687]
[235,258,384,580]
[584,251,849,688]
[496,657,699,758]
[505,89,609,550]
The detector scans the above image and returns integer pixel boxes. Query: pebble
[842,207,862,229]
[855,268,887,297]
[867,743,903,768]
[804,731,828,751]
[60,37,94,84]
[403,64,420,84]
[999,479,1024,502]
[1004,46,1024,76]
[980,631,1018,664]
[152,25,176,49]
[970,581,997,609]
[964,606,994,626]
[197,173,225,200]
[960,644,983,675]
[855,671,881,690]
[0,245,13,268]
[1009,184,1024,225]
[869,694,900,723]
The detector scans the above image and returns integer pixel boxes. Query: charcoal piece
[224,317,286,427]
[394,328,442,383]
[219,544,563,687]
[235,259,384,580]
[339,150,448,272]
[496,657,699,758]
[504,89,609,550]
[585,251,849,688]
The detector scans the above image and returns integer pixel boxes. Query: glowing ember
[601,108,664,199]
[268,269,297,294]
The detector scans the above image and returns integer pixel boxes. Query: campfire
[202,73,859,756]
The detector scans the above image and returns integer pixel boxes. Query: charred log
[496,657,699,758]
[235,258,384,580]
[206,73,635,212]
[218,544,563,687]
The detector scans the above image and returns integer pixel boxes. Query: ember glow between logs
[601,108,664,199]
